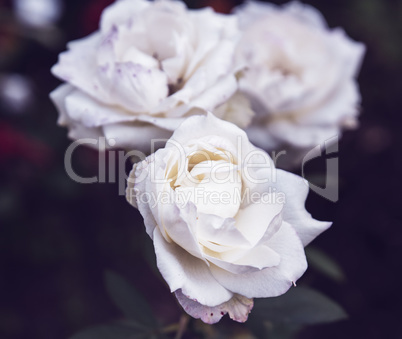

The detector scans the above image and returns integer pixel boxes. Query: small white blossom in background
[235,1,365,164]
[51,0,252,153]
[0,74,34,114]
[126,113,331,324]
[14,0,63,28]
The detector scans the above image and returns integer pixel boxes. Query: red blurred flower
[0,122,52,167]
[204,0,233,13]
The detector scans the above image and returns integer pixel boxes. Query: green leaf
[306,247,346,283]
[69,324,156,339]
[104,271,157,328]
[250,286,348,326]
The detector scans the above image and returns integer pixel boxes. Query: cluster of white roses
[51,0,364,324]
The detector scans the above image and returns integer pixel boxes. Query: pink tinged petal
[153,228,233,307]
[271,170,331,246]
[175,290,253,324]
[102,122,172,153]
[210,222,307,299]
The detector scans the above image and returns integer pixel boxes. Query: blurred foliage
[71,272,346,339]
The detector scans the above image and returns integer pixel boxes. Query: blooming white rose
[50,0,252,152]
[126,113,331,324]
[235,1,365,159]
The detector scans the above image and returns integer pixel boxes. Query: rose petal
[153,228,233,307]
[50,84,103,142]
[63,88,132,127]
[175,289,253,324]
[126,157,158,238]
[102,122,172,153]
[51,33,105,101]
[235,198,283,246]
[210,222,307,298]
[271,170,332,246]
[100,0,150,33]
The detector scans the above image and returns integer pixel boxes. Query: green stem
[175,314,190,339]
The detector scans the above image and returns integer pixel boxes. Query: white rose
[235,1,365,157]
[126,113,331,324]
[50,0,251,152]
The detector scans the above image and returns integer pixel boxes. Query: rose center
[171,149,242,219]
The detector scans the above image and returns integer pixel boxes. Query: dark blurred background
[0,0,401,338]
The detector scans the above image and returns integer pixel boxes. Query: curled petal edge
[175,289,253,324]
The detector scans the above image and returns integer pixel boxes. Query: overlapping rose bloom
[235,1,365,159]
[50,0,252,152]
[126,114,331,323]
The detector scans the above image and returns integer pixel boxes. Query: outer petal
[197,213,250,249]
[50,83,75,126]
[168,113,255,161]
[160,201,206,261]
[271,170,332,246]
[97,62,169,113]
[51,33,104,101]
[126,157,158,238]
[214,91,254,129]
[103,122,172,153]
[188,74,238,115]
[235,199,283,246]
[236,1,326,31]
[175,290,253,324]
[210,222,307,298]
[282,1,328,29]
[64,88,133,127]
[100,0,150,33]
[50,84,103,142]
[153,228,233,307]
[300,80,361,127]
